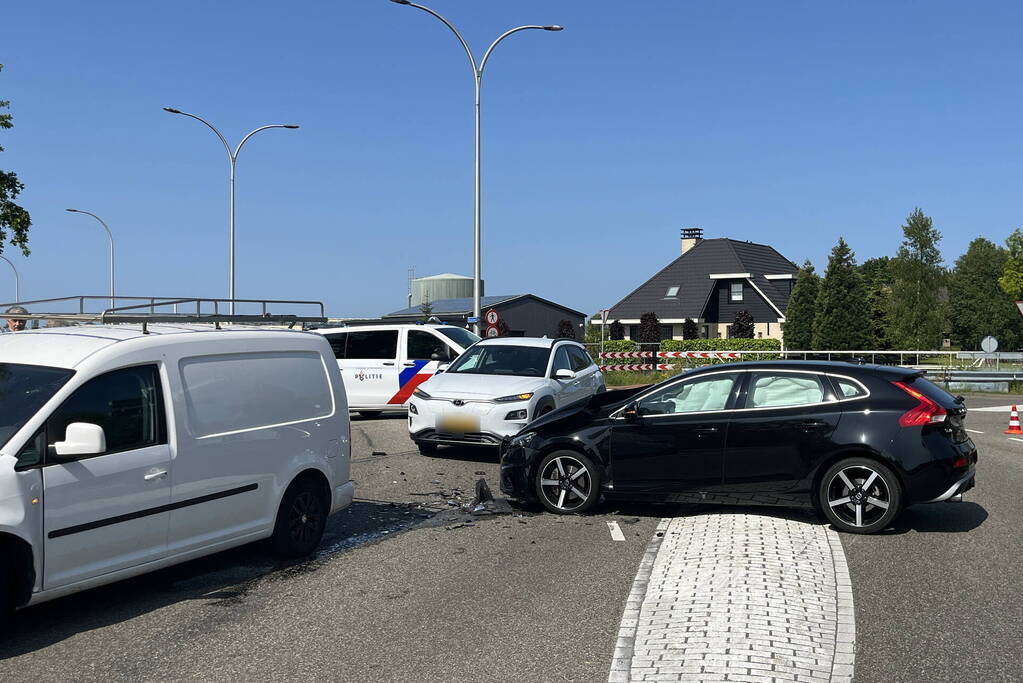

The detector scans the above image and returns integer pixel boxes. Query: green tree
[682,319,698,340]
[783,260,819,350]
[812,237,870,350]
[860,256,892,349]
[729,310,754,338]
[998,228,1023,300]
[952,237,1022,350]
[609,320,625,340]
[556,319,576,339]
[418,296,433,323]
[1,65,32,256]
[886,209,947,349]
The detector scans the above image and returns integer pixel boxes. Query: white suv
[407,338,604,453]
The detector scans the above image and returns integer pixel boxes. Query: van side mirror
[622,402,641,423]
[53,422,107,457]
[554,369,576,380]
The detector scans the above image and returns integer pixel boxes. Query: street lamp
[389,1,562,334]
[66,208,115,308]
[0,254,20,302]
[163,107,299,314]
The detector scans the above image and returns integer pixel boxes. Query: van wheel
[358,411,382,419]
[417,442,437,455]
[0,565,12,632]
[271,477,329,558]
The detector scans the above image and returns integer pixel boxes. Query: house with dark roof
[598,229,798,341]
[382,294,586,338]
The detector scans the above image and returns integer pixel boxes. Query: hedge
[659,338,781,352]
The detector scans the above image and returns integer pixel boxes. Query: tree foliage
[783,260,819,350]
[886,209,947,350]
[998,228,1023,301]
[682,319,699,340]
[729,310,754,338]
[556,319,576,339]
[609,320,625,341]
[418,296,433,323]
[859,256,892,349]
[951,237,1022,350]
[0,64,32,256]
[636,312,661,344]
[812,237,870,350]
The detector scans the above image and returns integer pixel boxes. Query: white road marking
[966,429,984,434]
[1009,438,1023,444]
[607,521,626,542]
[970,405,1015,412]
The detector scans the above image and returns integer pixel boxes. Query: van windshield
[437,327,481,351]
[445,345,550,377]
[0,363,75,451]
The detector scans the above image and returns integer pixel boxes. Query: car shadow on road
[0,500,427,660]
[873,501,988,535]
[423,445,500,464]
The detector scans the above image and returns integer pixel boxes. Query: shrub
[729,310,755,338]
[609,320,625,340]
[682,319,698,339]
[556,319,576,339]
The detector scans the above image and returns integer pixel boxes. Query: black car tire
[534,450,601,514]
[358,411,382,419]
[819,457,902,534]
[271,477,329,558]
[417,442,437,455]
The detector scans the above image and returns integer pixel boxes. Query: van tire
[358,411,382,419]
[271,477,329,558]
[0,564,13,632]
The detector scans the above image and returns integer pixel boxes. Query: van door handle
[402,361,417,367]
[144,469,168,481]
[383,361,395,366]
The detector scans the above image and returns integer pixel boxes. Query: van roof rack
[1,296,327,333]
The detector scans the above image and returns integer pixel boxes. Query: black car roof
[683,359,920,379]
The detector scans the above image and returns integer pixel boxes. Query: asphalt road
[1,397,1018,682]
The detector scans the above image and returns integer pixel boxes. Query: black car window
[568,346,592,372]
[47,364,165,461]
[0,362,75,452]
[407,330,453,362]
[436,327,481,351]
[747,372,825,408]
[638,373,738,416]
[324,333,346,360]
[833,377,867,399]
[552,347,572,374]
[345,330,398,360]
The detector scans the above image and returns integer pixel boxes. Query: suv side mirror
[622,402,641,423]
[53,422,107,457]
[554,369,576,380]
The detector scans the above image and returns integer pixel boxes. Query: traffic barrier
[1006,405,1023,435]
[598,351,742,360]
[599,364,674,372]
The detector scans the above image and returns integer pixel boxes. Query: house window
[730,282,743,302]
[628,325,639,340]
[660,325,673,340]
[664,286,679,298]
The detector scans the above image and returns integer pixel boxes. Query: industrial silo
[411,273,480,306]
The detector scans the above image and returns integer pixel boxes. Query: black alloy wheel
[534,450,600,514]
[271,478,328,557]
[819,457,902,534]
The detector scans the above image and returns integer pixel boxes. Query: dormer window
[730,282,743,302]
[664,286,679,298]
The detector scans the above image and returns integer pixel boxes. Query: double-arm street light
[389,0,562,334]
[66,208,114,308]
[0,255,20,302]
[163,107,299,314]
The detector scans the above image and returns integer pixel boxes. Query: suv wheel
[534,450,600,514]
[819,457,902,534]
[271,477,329,557]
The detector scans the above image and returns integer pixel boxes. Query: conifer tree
[812,238,870,350]
[783,260,819,349]
[887,209,947,349]
[952,237,1022,350]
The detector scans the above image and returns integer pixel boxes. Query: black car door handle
[694,426,719,434]
[799,420,826,429]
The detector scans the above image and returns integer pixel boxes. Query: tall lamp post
[66,208,115,308]
[0,255,20,302]
[389,0,562,334]
[163,107,299,314]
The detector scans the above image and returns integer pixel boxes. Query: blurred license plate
[439,414,479,434]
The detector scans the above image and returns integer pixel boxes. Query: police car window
[345,330,398,360]
[407,330,451,361]
[324,333,346,360]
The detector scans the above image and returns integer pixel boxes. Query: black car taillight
[892,381,948,427]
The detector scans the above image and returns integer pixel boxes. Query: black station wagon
[499,361,977,534]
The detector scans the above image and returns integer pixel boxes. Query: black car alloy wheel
[272,478,328,557]
[820,458,902,534]
[535,450,600,514]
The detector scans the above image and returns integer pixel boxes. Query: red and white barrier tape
[598,351,742,360]
[599,364,675,372]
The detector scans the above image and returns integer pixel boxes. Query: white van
[0,324,353,613]
[311,323,481,417]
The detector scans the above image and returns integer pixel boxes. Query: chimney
[681,227,703,255]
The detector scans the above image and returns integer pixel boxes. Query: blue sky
[3,1,1022,317]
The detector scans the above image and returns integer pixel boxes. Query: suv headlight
[494,392,534,403]
[413,387,431,399]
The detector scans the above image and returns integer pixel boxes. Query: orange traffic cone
[1006,405,1023,435]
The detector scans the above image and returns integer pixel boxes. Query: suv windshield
[436,327,482,351]
[0,363,75,450]
[446,345,550,377]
